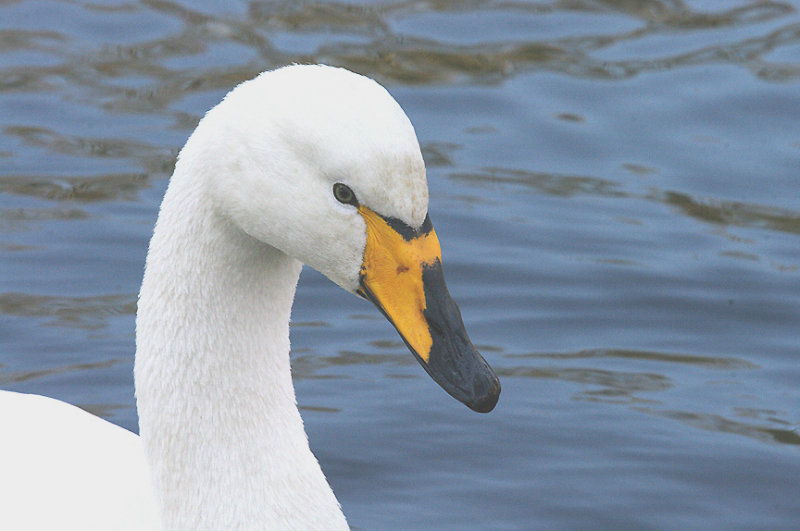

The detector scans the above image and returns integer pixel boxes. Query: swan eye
[333,183,358,206]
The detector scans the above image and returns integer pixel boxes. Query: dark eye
[333,183,358,206]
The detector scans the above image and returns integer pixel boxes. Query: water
[2,1,799,529]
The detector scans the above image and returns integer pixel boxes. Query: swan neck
[134,170,346,530]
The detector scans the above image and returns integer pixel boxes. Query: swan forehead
[257,65,429,227]
[337,142,428,229]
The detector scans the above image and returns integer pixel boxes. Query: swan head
[180,64,500,412]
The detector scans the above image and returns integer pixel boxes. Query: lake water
[2,1,799,529]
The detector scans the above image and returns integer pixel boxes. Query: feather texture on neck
[135,158,347,530]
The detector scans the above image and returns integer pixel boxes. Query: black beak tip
[465,375,501,413]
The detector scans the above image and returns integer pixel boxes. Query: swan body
[0,391,159,530]
[0,65,499,530]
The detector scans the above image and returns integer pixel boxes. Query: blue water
[2,1,799,529]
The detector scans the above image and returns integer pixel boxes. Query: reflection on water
[500,347,797,448]
[1,172,151,202]
[452,166,800,237]
[509,348,758,369]
[655,189,800,237]
[2,1,800,529]
[292,349,413,380]
[1,204,90,222]
[505,364,673,397]
[0,357,123,386]
[452,167,625,197]
[0,292,135,329]
[640,407,800,447]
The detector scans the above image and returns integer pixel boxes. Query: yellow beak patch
[356,206,441,363]
[355,204,501,413]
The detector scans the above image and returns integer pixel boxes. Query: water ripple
[1,173,152,202]
[637,407,800,446]
[510,348,758,369]
[0,292,136,329]
[653,189,800,237]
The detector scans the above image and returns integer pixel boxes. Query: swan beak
[356,206,501,413]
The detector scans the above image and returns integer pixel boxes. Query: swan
[0,64,500,530]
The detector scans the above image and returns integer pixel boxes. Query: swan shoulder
[0,390,160,531]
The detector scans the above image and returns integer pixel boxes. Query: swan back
[0,391,159,530]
